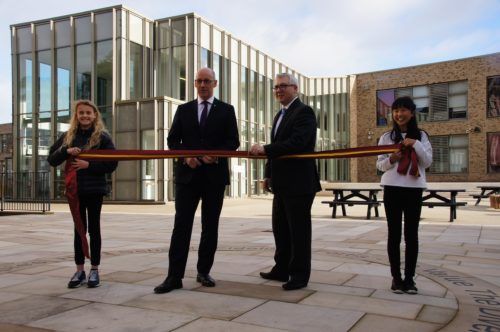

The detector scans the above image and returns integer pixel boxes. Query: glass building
[10,5,349,201]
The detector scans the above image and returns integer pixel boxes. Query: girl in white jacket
[377,96,432,295]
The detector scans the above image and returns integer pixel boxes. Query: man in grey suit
[250,73,321,290]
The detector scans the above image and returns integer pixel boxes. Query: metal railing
[0,171,51,212]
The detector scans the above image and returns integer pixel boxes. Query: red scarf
[64,157,90,258]
[397,147,420,177]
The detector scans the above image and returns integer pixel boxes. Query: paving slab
[234,300,364,332]
[29,303,197,332]
[0,196,499,331]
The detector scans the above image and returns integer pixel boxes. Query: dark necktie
[274,108,286,137]
[200,101,209,130]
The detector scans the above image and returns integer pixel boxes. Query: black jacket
[264,98,321,195]
[167,98,240,186]
[48,129,118,195]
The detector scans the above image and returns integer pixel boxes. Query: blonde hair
[64,100,108,149]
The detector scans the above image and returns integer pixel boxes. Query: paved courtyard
[0,192,499,331]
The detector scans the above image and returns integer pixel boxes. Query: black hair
[390,96,421,142]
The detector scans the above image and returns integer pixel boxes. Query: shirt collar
[198,96,215,105]
[281,96,298,110]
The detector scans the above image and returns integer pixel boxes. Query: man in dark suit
[250,73,321,290]
[154,68,240,294]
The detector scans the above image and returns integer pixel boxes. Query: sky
[1,0,500,123]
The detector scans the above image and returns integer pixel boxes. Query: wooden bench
[321,200,381,220]
[470,186,500,205]
[421,189,467,222]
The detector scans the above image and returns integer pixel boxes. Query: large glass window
[172,46,186,100]
[18,53,33,114]
[56,47,71,111]
[430,135,468,174]
[16,26,32,53]
[213,54,220,99]
[37,50,51,113]
[35,24,51,50]
[75,16,91,44]
[75,44,91,100]
[201,47,210,69]
[158,48,170,96]
[158,22,170,48]
[96,40,113,107]
[55,20,71,48]
[200,21,210,50]
[487,76,500,117]
[129,14,143,45]
[141,129,155,200]
[376,80,468,126]
[95,12,113,41]
[488,132,500,173]
[130,42,143,99]
[230,61,238,114]
[172,19,185,46]
[448,81,467,119]
[240,67,247,121]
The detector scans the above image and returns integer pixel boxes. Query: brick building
[351,53,500,182]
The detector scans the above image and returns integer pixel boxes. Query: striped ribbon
[78,144,401,161]
[68,143,401,258]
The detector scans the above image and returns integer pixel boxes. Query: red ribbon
[65,143,402,256]
[77,144,402,161]
[64,158,90,258]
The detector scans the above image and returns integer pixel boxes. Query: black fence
[0,172,51,212]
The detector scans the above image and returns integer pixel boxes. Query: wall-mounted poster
[487,76,500,117]
[487,132,500,173]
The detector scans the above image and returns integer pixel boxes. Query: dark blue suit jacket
[264,98,321,195]
[167,98,240,186]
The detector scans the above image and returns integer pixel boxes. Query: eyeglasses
[195,79,214,85]
[272,84,295,91]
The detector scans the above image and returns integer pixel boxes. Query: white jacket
[377,131,433,189]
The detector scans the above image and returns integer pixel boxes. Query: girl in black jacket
[48,100,117,288]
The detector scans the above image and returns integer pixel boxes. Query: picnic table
[470,185,500,206]
[422,189,467,222]
[321,188,382,220]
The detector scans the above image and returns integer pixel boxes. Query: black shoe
[282,280,308,291]
[260,271,288,282]
[87,269,100,288]
[68,271,86,289]
[196,273,216,287]
[154,277,182,294]
[391,278,404,294]
[403,279,418,295]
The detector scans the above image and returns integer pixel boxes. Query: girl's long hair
[64,100,107,149]
[390,96,422,142]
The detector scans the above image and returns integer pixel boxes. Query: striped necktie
[274,108,286,137]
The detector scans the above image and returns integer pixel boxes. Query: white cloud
[0,0,499,118]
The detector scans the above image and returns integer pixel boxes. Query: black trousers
[75,194,104,266]
[167,179,226,279]
[383,186,423,280]
[270,193,315,283]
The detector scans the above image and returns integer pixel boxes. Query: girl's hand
[389,151,402,164]
[67,147,81,156]
[402,138,416,147]
[71,158,89,170]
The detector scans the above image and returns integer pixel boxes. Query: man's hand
[184,157,202,169]
[262,178,272,193]
[250,144,265,155]
[201,156,217,164]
